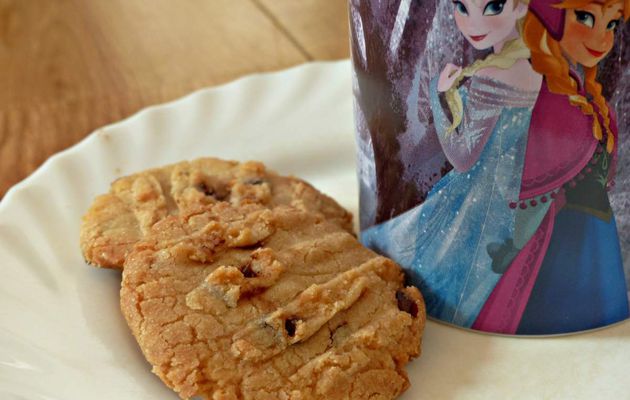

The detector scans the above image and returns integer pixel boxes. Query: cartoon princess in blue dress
[362,0,629,334]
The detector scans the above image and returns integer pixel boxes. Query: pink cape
[519,80,597,200]
[472,78,618,334]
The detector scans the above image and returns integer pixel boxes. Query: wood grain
[0,0,350,198]
[255,0,350,60]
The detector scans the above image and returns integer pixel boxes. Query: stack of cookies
[80,158,426,400]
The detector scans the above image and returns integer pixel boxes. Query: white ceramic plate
[1,61,628,400]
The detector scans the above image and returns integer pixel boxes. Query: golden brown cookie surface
[80,158,353,269]
[120,205,425,400]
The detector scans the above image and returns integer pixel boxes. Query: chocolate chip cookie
[80,158,353,269]
[120,204,425,400]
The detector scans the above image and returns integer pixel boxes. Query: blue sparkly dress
[362,76,540,327]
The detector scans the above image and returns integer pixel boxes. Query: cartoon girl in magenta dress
[477,0,630,334]
[362,0,629,335]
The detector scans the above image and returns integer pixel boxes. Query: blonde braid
[444,37,531,135]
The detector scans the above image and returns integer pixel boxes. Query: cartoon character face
[559,1,624,68]
[451,0,528,50]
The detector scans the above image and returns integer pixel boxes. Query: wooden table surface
[0,0,349,198]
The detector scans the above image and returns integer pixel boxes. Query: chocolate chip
[285,318,299,337]
[247,178,265,185]
[215,192,228,201]
[196,182,214,197]
[396,290,419,318]
[241,261,257,278]
[239,243,264,252]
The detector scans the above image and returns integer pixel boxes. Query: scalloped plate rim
[0,60,345,210]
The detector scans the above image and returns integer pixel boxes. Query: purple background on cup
[349,0,630,287]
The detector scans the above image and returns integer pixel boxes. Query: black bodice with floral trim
[563,141,613,222]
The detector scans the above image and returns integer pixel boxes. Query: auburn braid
[522,12,611,151]
[584,66,614,151]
